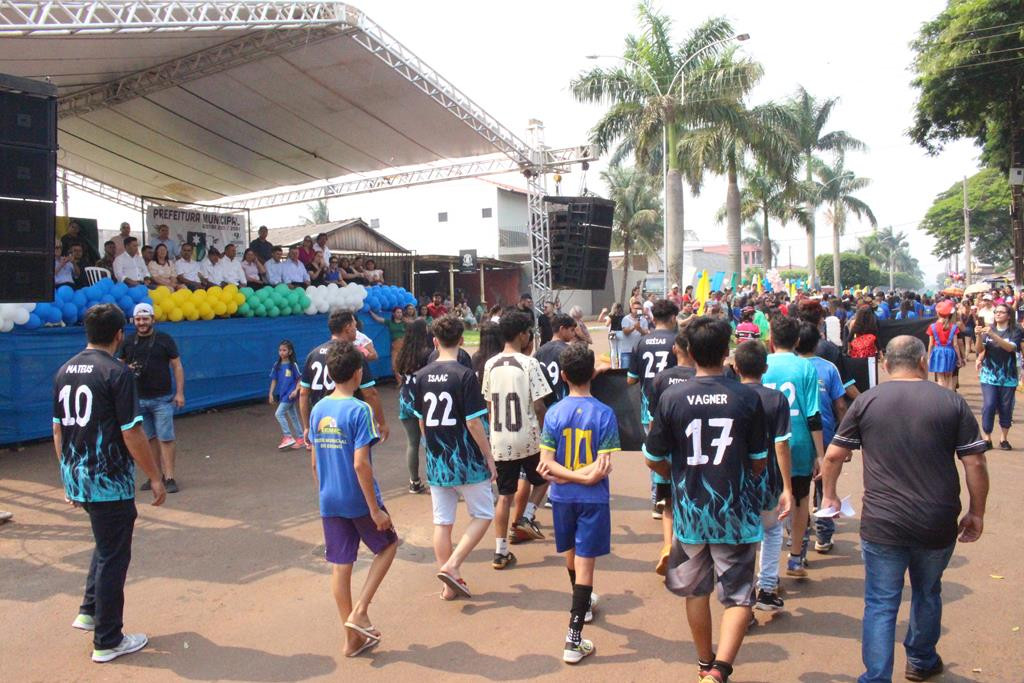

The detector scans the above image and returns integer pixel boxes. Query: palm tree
[719,163,806,270]
[680,98,796,274]
[784,86,865,286]
[814,152,877,291]
[742,221,779,263]
[300,199,330,226]
[603,165,662,305]
[572,5,757,288]
[877,226,910,291]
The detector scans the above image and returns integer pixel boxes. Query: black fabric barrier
[591,369,645,451]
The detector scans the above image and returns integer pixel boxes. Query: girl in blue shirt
[269,340,303,449]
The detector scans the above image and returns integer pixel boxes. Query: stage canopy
[0,1,532,204]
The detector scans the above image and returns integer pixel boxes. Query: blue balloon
[61,303,78,324]
[118,295,134,311]
[56,285,74,302]
[100,294,116,304]
[23,313,41,330]
[97,278,113,292]
[129,286,147,302]
[83,285,100,301]
[72,291,87,307]
[110,282,128,299]
[359,303,370,314]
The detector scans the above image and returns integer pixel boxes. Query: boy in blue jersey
[645,318,768,683]
[413,316,497,600]
[538,343,621,665]
[763,315,824,579]
[796,322,850,554]
[309,341,397,658]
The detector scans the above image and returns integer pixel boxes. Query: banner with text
[145,204,248,262]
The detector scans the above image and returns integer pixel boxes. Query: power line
[942,19,1024,43]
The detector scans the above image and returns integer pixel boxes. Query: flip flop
[343,621,382,641]
[439,588,457,601]
[345,635,379,658]
[436,571,472,598]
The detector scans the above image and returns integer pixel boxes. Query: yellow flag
[696,270,710,315]
[756,276,764,295]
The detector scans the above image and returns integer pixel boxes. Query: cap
[133,303,154,318]
[671,283,680,289]
[983,294,993,301]
[936,300,954,317]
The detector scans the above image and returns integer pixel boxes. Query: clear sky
[67,0,981,283]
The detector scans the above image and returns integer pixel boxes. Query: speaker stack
[0,74,58,303]
[546,195,615,290]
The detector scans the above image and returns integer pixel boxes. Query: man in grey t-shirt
[821,335,988,683]
[620,300,650,370]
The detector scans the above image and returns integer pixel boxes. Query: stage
[0,314,392,445]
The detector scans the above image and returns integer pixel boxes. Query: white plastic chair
[85,266,111,285]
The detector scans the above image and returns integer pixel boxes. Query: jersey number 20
[310,361,335,392]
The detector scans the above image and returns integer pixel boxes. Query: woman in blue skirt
[927,299,962,390]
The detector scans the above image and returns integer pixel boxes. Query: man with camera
[118,303,186,493]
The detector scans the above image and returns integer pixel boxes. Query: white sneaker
[92,633,148,663]
[0,510,12,522]
[584,592,599,623]
[72,614,95,631]
[563,638,595,664]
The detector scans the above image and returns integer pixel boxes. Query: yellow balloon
[224,284,239,296]
[226,302,238,315]
[168,307,184,322]
[173,288,190,304]
[198,302,212,316]
[207,286,222,298]
[152,303,164,320]
[212,302,227,316]
[235,293,245,305]
[200,308,215,321]
[152,286,171,302]
[184,307,199,321]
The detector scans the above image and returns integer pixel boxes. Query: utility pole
[962,176,971,286]
[788,245,792,269]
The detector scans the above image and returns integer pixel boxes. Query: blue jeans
[275,400,301,438]
[758,510,784,592]
[814,478,835,544]
[980,382,1015,434]
[620,351,633,372]
[139,394,175,441]
[859,539,955,683]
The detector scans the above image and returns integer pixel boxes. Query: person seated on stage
[96,240,116,272]
[113,236,151,287]
[175,242,203,290]
[313,233,332,263]
[351,256,371,285]
[60,220,98,264]
[298,236,316,267]
[142,245,154,266]
[148,243,185,291]
[241,248,266,288]
[54,240,80,288]
[280,245,311,288]
[151,223,181,260]
[363,258,384,286]
[325,256,342,284]
[220,244,247,286]
[199,247,229,288]
[337,257,361,285]
[307,251,327,286]
[265,246,285,285]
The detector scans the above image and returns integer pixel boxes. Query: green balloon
[268,306,280,318]
[238,303,251,315]
[291,304,303,315]
[255,304,267,316]
[299,295,310,308]
[240,287,254,297]
[275,283,289,294]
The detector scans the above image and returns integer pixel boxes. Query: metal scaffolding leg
[525,120,551,312]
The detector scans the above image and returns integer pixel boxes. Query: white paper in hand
[814,496,856,519]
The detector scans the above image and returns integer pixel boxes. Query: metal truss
[58,23,350,118]
[60,168,142,211]
[217,145,596,209]
[0,2,349,35]
[525,120,553,308]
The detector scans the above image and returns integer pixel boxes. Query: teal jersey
[763,352,821,476]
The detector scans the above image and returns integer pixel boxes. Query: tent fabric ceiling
[0,5,522,203]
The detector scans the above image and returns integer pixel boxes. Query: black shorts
[655,482,673,502]
[791,475,812,504]
[495,454,545,495]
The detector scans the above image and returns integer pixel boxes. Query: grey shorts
[664,540,757,608]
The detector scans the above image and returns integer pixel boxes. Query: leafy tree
[603,166,663,305]
[859,226,915,290]
[784,86,866,286]
[779,268,808,281]
[300,199,330,226]
[815,252,875,288]
[741,221,779,262]
[814,152,877,291]
[571,4,757,288]
[910,0,1024,173]
[920,167,1012,266]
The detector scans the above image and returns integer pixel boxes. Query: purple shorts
[321,510,398,565]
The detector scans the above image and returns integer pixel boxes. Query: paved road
[1,337,1022,681]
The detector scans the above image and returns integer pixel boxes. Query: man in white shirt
[220,243,246,286]
[151,224,181,260]
[620,299,650,370]
[280,246,310,288]
[312,233,332,263]
[199,248,228,287]
[977,294,996,327]
[112,236,151,286]
[264,246,285,285]
[111,222,131,256]
[175,242,202,290]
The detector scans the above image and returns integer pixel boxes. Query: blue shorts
[139,394,175,441]
[552,501,611,558]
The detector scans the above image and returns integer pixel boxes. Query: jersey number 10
[490,393,523,433]
[561,428,594,470]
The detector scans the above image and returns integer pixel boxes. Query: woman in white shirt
[148,244,185,290]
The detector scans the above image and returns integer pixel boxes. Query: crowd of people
[46,272,1013,681]
[55,222,388,291]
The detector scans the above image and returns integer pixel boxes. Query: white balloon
[23,303,35,313]
[0,318,14,333]
[316,300,330,313]
[0,304,14,317]
[304,303,317,315]
[11,307,30,325]
[326,283,339,294]
[317,284,328,295]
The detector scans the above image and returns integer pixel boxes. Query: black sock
[698,651,716,670]
[567,568,576,587]
[566,583,592,646]
[712,660,733,680]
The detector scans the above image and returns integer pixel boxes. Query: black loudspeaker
[0,74,57,303]
[546,196,615,290]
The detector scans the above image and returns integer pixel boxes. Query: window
[481,207,492,218]
[438,212,448,223]
[369,218,380,229]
